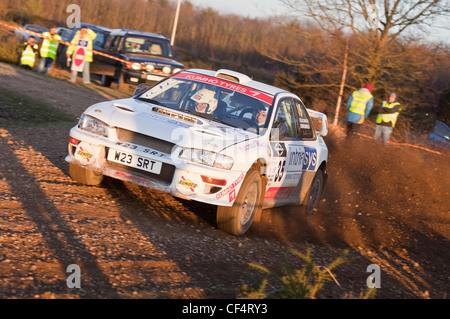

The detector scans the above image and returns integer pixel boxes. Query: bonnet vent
[114,103,135,112]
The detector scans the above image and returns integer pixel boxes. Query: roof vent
[214,69,252,84]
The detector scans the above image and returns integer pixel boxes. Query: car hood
[85,98,258,152]
[121,53,184,68]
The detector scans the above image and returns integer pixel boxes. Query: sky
[178,0,285,19]
[170,0,450,44]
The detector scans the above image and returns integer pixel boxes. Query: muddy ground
[0,62,449,301]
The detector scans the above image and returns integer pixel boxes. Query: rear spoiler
[307,109,328,137]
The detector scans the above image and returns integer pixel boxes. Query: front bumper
[124,69,170,84]
[65,127,245,207]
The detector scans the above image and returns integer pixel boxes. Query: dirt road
[0,62,449,300]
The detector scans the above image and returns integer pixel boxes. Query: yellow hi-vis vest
[66,29,97,62]
[20,43,38,67]
[40,32,61,59]
[349,90,373,115]
[376,101,401,127]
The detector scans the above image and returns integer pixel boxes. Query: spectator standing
[345,83,374,136]
[374,92,402,147]
[66,26,97,84]
[20,36,39,70]
[37,26,61,75]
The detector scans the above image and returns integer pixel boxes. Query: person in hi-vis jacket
[345,83,374,136]
[373,92,402,147]
[66,26,97,83]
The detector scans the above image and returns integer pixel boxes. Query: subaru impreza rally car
[66,69,329,235]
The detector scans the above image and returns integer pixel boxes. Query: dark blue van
[90,28,184,89]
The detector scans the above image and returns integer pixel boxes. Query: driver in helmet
[190,88,218,114]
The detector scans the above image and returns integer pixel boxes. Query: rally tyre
[301,169,324,215]
[116,69,127,91]
[69,163,104,186]
[101,75,112,87]
[216,169,263,236]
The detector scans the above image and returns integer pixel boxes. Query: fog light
[69,136,80,145]
[201,175,227,186]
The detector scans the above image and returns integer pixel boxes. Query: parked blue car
[429,120,450,150]
[14,24,49,42]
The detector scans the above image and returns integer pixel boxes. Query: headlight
[146,64,155,71]
[79,114,108,137]
[179,148,234,170]
[162,66,171,74]
[131,62,141,70]
[172,68,181,74]
[126,62,141,70]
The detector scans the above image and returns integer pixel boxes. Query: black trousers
[346,122,358,135]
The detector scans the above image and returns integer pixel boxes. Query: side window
[111,36,123,51]
[293,99,315,139]
[272,98,300,140]
[104,36,114,50]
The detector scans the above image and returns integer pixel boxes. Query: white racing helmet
[190,88,218,114]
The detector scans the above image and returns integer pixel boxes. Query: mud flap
[252,174,267,223]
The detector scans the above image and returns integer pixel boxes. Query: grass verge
[0,88,76,126]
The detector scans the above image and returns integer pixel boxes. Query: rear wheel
[217,169,263,236]
[69,163,104,186]
[301,169,324,215]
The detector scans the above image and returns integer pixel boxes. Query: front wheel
[301,169,324,215]
[100,75,112,87]
[216,169,263,236]
[116,69,127,91]
[69,163,104,186]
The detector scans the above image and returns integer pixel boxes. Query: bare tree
[281,0,450,47]
[279,0,450,83]
[265,0,450,126]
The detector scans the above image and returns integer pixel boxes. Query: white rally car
[66,69,329,235]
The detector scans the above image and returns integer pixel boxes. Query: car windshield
[124,36,172,57]
[27,25,48,33]
[137,71,274,134]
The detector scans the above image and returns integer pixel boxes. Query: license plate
[147,74,163,81]
[107,149,162,174]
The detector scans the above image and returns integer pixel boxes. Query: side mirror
[134,83,147,96]
[306,109,328,137]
